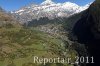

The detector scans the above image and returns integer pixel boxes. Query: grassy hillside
[0,27,78,66]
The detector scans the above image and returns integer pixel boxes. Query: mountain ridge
[12,0,90,24]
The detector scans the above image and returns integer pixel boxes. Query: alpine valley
[1,0,99,66]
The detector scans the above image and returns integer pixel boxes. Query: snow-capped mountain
[41,0,55,5]
[12,0,90,24]
[0,7,4,12]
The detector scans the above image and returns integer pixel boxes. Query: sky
[0,0,95,11]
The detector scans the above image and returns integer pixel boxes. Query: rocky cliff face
[89,0,100,39]
[73,0,100,66]
[73,0,100,41]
